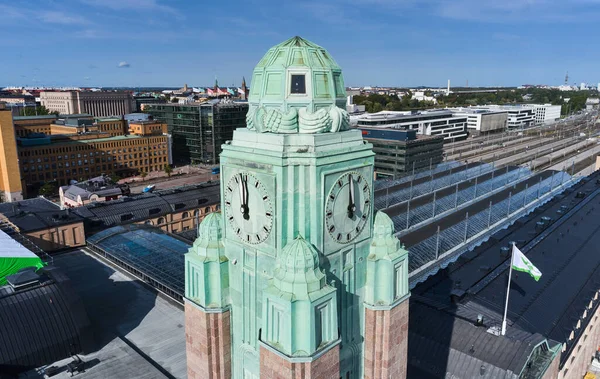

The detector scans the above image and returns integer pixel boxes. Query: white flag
[511,245,542,281]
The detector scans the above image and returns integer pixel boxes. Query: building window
[290,75,306,94]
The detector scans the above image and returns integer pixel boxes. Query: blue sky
[1,0,599,88]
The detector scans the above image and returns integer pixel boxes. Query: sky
[1,0,599,88]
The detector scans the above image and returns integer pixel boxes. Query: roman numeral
[263,226,269,233]
[266,212,272,217]
[329,225,335,233]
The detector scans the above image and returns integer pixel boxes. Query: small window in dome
[291,75,306,94]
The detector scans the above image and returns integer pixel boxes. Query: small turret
[184,212,229,308]
[365,211,409,307]
[261,236,338,357]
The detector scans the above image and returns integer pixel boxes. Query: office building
[13,114,57,137]
[356,110,468,141]
[185,36,410,379]
[450,108,508,135]
[146,99,248,164]
[359,128,444,179]
[133,95,165,112]
[40,91,134,117]
[0,109,170,199]
[586,98,599,110]
[0,103,24,201]
[531,103,561,125]
[475,104,560,128]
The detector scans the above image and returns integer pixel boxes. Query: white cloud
[79,0,181,16]
[118,61,131,68]
[38,11,89,25]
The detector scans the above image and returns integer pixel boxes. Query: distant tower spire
[565,71,569,85]
[214,76,219,94]
[241,76,248,100]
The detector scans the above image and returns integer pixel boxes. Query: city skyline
[1,0,600,88]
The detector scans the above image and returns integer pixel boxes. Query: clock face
[325,171,371,244]
[224,172,274,244]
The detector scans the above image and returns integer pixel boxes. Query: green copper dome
[246,36,349,134]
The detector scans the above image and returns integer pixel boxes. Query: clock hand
[348,174,356,218]
[242,174,250,220]
[238,173,249,218]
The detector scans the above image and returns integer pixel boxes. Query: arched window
[193,209,199,217]
[157,217,165,225]
[204,207,211,214]
[182,211,189,219]
[145,220,153,225]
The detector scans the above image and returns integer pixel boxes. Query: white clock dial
[224,172,274,244]
[325,171,371,244]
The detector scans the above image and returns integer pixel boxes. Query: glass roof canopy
[87,224,190,302]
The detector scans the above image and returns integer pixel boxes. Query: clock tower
[185,36,409,379]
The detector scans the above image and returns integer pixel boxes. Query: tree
[171,97,179,103]
[140,170,148,181]
[19,105,58,116]
[163,164,173,177]
[39,182,57,197]
[109,173,121,183]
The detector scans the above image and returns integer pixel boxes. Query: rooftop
[73,182,220,230]
[24,249,188,378]
[13,114,58,121]
[62,176,125,202]
[408,170,600,375]
[87,224,191,300]
[0,197,82,232]
[0,266,93,373]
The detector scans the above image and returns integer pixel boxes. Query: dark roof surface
[0,197,83,232]
[0,267,93,373]
[74,182,219,230]
[87,224,190,299]
[409,171,600,375]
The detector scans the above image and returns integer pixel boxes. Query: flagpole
[501,243,515,336]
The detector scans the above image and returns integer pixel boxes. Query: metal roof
[87,224,190,300]
[408,170,600,375]
[0,267,93,373]
[74,182,219,230]
[0,197,82,232]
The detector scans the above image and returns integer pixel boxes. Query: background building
[0,103,24,201]
[356,110,468,141]
[60,175,129,208]
[40,91,134,117]
[359,128,444,179]
[0,110,170,199]
[0,197,85,251]
[146,99,248,164]
[451,108,508,135]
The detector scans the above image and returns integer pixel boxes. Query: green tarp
[0,256,45,286]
